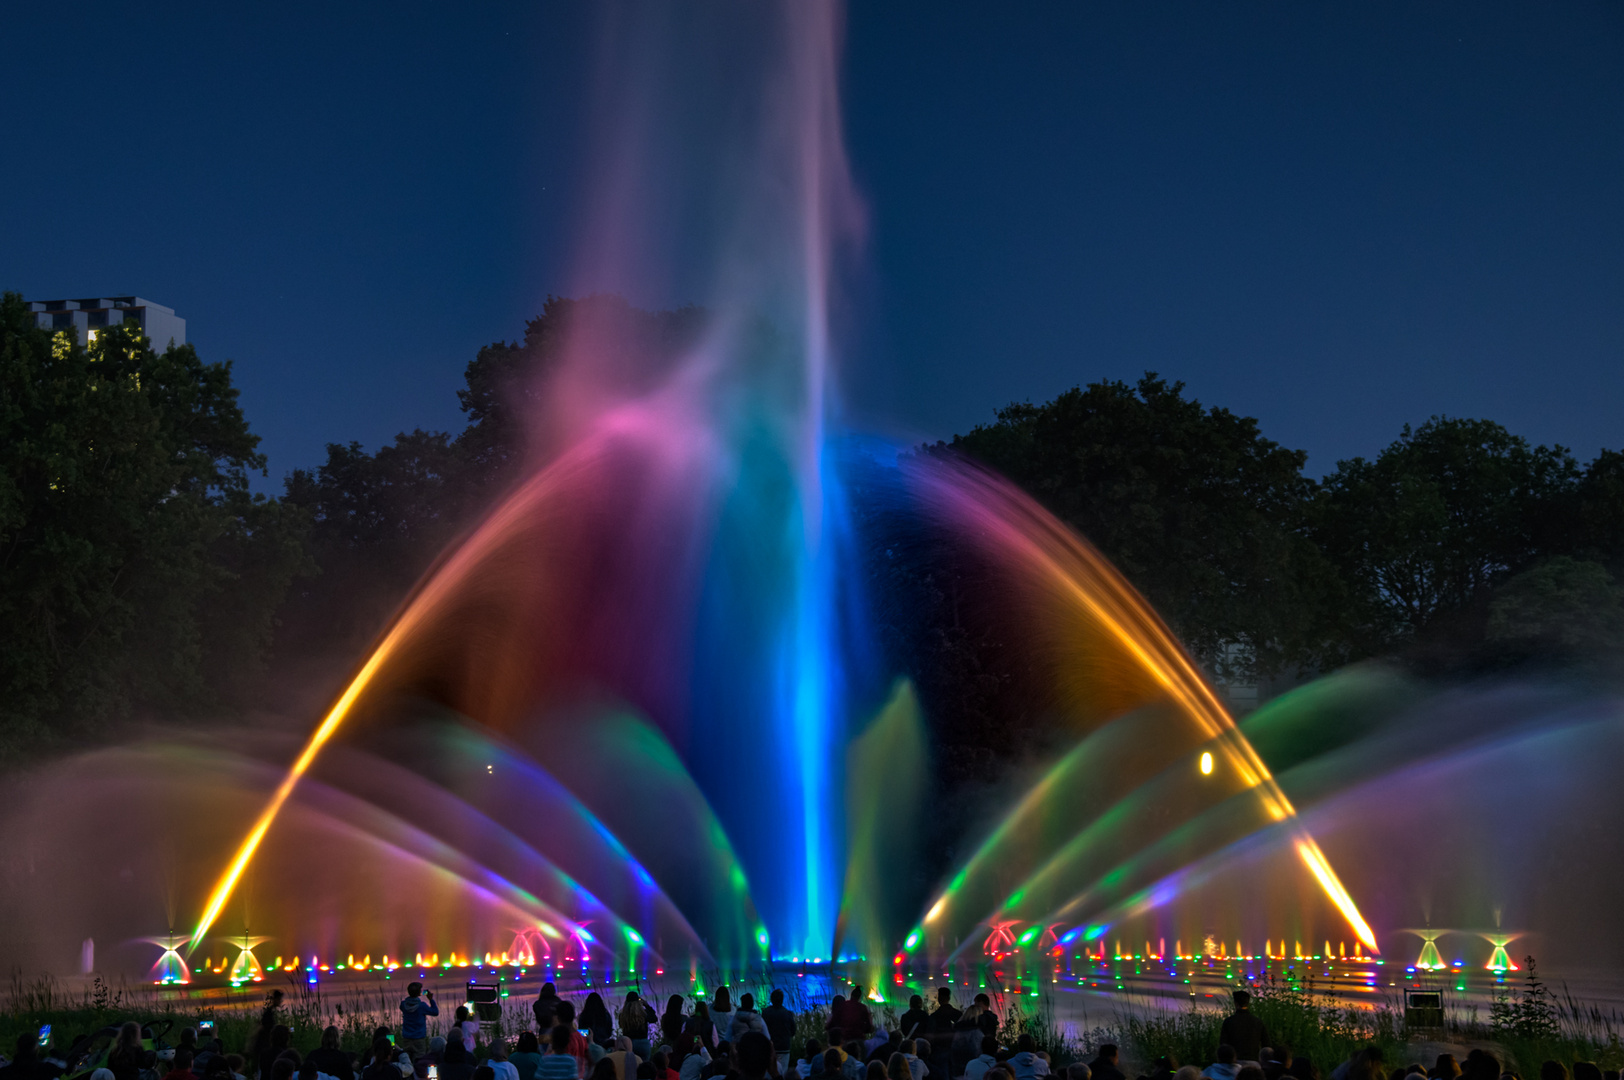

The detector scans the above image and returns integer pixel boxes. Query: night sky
[3,3,1620,487]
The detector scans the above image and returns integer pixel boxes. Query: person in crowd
[709,990,736,1050]
[845,989,875,1046]
[1237,1066,1265,1080]
[650,1052,678,1080]
[950,1008,986,1078]
[736,1033,774,1080]
[1219,994,1267,1065]
[1090,1047,1125,1080]
[605,1039,640,1080]
[443,1033,474,1080]
[899,1000,929,1042]
[826,999,848,1050]
[1262,1049,1291,1080]
[0,1034,59,1080]
[259,1029,294,1080]
[761,989,796,1075]
[203,1059,233,1080]
[1344,1054,1384,1080]
[589,1061,618,1080]
[845,1045,868,1080]
[580,995,613,1048]
[1429,1060,1460,1080]
[398,984,439,1057]
[797,1042,825,1079]
[1572,1065,1602,1080]
[661,998,688,1049]
[885,1054,911,1080]
[1141,1056,1177,1080]
[972,998,998,1042]
[108,1023,146,1080]
[678,1045,711,1080]
[476,1067,498,1080]
[170,1049,201,1080]
[226,1057,249,1080]
[926,990,960,1080]
[1070,1065,1094,1080]
[1335,1049,1385,1080]
[307,1028,353,1080]
[867,1063,888,1080]
[809,1050,845,1080]
[486,1042,519,1080]
[449,1007,478,1057]
[866,1036,901,1067]
[1204,1049,1239,1080]
[511,1033,546,1080]
[1540,1065,1569,1080]
[248,993,286,1078]
[731,995,769,1044]
[678,1004,715,1063]
[538,1027,581,1080]
[898,1041,930,1080]
[271,1062,296,1080]
[1009,1036,1047,1080]
[535,985,563,1034]
[361,1041,399,1080]
[1460,1052,1497,1080]
[555,1004,592,1077]
[965,1039,1000,1080]
[620,995,653,1060]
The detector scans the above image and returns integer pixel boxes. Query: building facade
[26,297,186,350]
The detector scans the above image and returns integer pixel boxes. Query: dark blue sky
[4,3,1621,487]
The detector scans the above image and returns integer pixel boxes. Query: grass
[1112,962,1624,1079]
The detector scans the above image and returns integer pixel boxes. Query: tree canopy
[946,373,1339,679]
[0,292,308,757]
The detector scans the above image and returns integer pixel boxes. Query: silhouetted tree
[1315,417,1580,655]
[0,292,309,758]
[945,373,1340,680]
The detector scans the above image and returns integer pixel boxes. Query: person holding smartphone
[400,984,439,1058]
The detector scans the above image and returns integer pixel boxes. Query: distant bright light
[1199,751,1213,775]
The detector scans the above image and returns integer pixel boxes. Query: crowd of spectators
[1,984,1618,1080]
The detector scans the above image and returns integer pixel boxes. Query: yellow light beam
[1295,836,1378,953]
[190,622,409,948]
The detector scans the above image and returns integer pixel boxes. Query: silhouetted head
[937,988,952,1005]
[738,1033,773,1079]
[741,993,755,1011]
[1218,1047,1237,1066]
[772,989,785,1006]
[1233,991,1251,1010]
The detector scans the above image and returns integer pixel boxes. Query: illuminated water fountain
[1,4,1621,1000]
